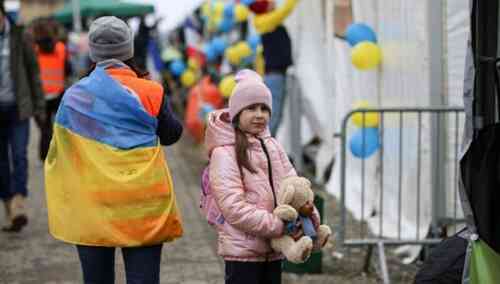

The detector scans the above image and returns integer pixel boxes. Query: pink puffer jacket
[205,109,296,261]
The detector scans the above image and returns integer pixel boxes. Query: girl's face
[237,104,270,135]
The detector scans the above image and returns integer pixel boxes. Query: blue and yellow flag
[44,67,183,247]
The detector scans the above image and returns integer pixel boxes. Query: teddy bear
[270,176,332,264]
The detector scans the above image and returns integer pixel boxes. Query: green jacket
[9,24,45,120]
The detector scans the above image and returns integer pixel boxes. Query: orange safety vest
[106,67,164,117]
[37,42,66,98]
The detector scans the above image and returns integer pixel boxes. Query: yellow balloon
[234,41,252,59]
[225,47,241,65]
[351,42,382,70]
[181,70,197,88]
[234,4,249,22]
[206,16,220,33]
[188,57,200,70]
[255,53,265,76]
[201,1,211,17]
[351,100,380,127]
[213,1,225,17]
[219,75,236,98]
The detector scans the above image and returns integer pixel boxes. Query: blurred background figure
[32,17,72,161]
[252,0,299,136]
[0,1,45,232]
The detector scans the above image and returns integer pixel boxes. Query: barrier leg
[377,242,391,284]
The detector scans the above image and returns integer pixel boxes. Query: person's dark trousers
[39,96,61,161]
[76,244,163,284]
[225,260,282,284]
[0,105,30,201]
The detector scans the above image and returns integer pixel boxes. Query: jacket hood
[204,109,271,157]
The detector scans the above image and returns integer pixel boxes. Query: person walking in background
[44,16,183,284]
[33,19,72,161]
[204,69,321,284]
[0,2,46,232]
[252,0,299,136]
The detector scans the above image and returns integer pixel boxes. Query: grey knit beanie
[88,16,134,62]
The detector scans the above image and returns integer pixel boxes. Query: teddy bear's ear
[278,184,296,205]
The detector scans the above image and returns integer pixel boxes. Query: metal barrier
[336,107,465,284]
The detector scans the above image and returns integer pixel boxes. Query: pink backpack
[200,166,225,226]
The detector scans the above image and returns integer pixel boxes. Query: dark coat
[9,24,45,120]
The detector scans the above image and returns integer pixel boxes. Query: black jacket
[261,25,293,73]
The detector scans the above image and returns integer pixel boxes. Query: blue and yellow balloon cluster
[346,23,382,70]
[349,100,381,159]
[201,0,251,33]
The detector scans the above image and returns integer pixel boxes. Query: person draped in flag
[44,16,183,284]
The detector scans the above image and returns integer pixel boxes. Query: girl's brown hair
[82,58,150,79]
[233,114,257,174]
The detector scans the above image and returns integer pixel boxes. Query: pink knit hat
[229,69,272,121]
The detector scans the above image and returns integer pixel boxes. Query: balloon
[224,3,234,18]
[351,100,380,127]
[213,1,225,17]
[181,70,197,88]
[169,60,186,76]
[199,103,215,121]
[241,0,256,6]
[201,2,211,17]
[349,128,380,159]
[249,0,270,14]
[219,75,236,98]
[225,47,241,65]
[345,23,377,46]
[161,47,181,62]
[218,17,234,33]
[203,44,218,62]
[188,57,200,71]
[351,42,382,70]
[248,34,261,50]
[242,54,256,66]
[234,4,250,22]
[234,41,253,59]
[211,37,227,55]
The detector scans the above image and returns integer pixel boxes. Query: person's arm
[156,95,183,145]
[21,29,46,120]
[210,146,284,238]
[254,0,299,34]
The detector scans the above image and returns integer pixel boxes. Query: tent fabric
[459,124,500,254]
[54,0,155,24]
[469,240,500,284]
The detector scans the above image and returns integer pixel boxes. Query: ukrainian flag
[44,67,183,247]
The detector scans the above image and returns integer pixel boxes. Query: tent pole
[72,0,82,33]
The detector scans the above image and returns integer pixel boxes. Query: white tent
[278,0,469,261]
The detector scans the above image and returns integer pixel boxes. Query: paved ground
[0,124,418,283]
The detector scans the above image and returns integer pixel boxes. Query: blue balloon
[345,23,377,46]
[349,128,380,159]
[169,60,186,76]
[203,44,218,62]
[241,0,255,6]
[242,54,256,66]
[218,17,234,33]
[247,34,261,50]
[224,3,235,18]
[211,37,227,55]
[199,104,215,120]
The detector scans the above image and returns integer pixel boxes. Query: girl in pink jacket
[205,69,301,284]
